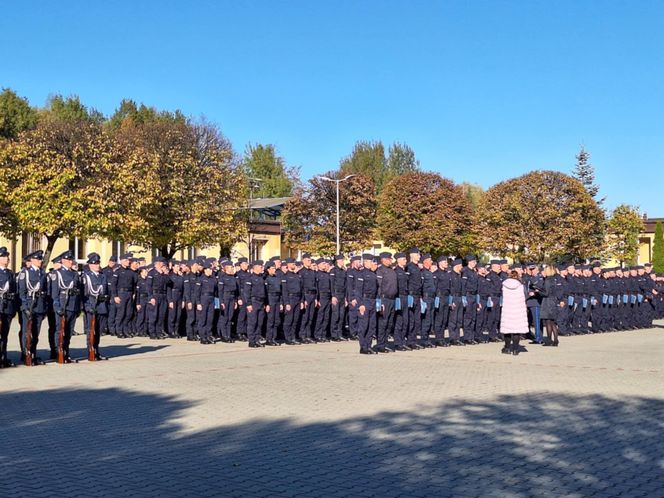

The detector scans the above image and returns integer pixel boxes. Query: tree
[606,205,644,267]
[0,88,38,139]
[340,140,420,193]
[110,115,247,258]
[42,94,105,125]
[242,143,299,198]
[478,171,605,262]
[0,119,122,263]
[377,172,474,256]
[652,221,664,273]
[282,173,376,255]
[460,182,485,211]
[572,145,604,204]
[106,99,186,130]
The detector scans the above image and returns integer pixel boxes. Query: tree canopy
[377,172,474,256]
[606,205,644,267]
[652,221,664,273]
[242,143,299,198]
[478,170,605,262]
[282,173,376,255]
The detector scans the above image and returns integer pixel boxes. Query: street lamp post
[316,174,356,255]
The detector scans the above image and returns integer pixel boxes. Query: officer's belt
[201,293,215,297]
[379,294,396,299]
[362,293,377,299]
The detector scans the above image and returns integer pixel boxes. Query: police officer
[281,258,303,345]
[375,252,397,353]
[194,260,217,344]
[49,251,81,363]
[244,260,267,348]
[461,255,480,344]
[314,258,332,342]
[183,260,200,341]
[217,260,238,343]
[329,254,347,342]
[393,252,410,350]
[102,255,117,336]
[483,260,503,342]
[525,264,544,343]
[147,256,171,340]
[264,261,283,346]
[18,250,48,365]
[433,256,451,347]
[420,254,437,348]
[0,247,17,368]
[134,266,150,337]
[235,257,250,341]
[346,255,362,340]
[299,254,317,343]
[82,252,109,360]
[110,252,138,339]
[448,258,465,346]
[406,248,424,350]
[355,254,378,354]
[168,261,185,338]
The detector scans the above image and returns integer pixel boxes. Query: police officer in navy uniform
[264,260,283,346]
[393,252,410,350]
[420,254,437,348]
[299,254,317,343]
[375,252,397,353]
[329,254,347,342]
[102,255,117,336]
[110,252,138,338]
[194,260,217,344]
[217,260,238,343]
[433,257,451,347]
[147,256,171,340]
[281,258,302,345]
[18,250,48,365]
[46,255,63,357]
[406,248,424,350]
[346,255,362,340]
[0,247,17,368]
[461,255,480,344]
[82,252,109,359]
[244,260,267,348]
[448,258,465,346]
[355,254,378,354]
[235,257,250,341]
[49,250,81,363]
[168,261,185,338]
[184,259,201,341]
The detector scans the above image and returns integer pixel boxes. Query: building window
[68,237,86,261]
[111,240,125,258]
[250,239,267,262]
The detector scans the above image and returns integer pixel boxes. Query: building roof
[248,197,291,210]
[644,217,664,233]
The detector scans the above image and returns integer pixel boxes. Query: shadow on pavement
[0,388,662,496]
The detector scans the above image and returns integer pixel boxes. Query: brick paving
[1,321,663,497]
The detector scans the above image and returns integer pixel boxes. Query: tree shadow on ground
[0,389,662,497]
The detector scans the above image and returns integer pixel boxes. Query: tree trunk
[43,234,60,267]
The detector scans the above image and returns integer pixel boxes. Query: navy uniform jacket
[355,268,378,302]
[525,275,544,308]
[242,273,267,305]
[486,271,503,298]
[265,274,282,303]
[422,269,436,298]
[217,273,238,299]
[461,267,479,297]
[376,265,398,299]
[395,266,409,298]
[406,262,423,297]
[183,272,199,305]
[235,270,250,302]
[281,271,302,303]
[478,274,492,300]
[0,266,17,315]
[82,269,109,315]
[110,266,138,298]
[147,268,171,300]
[316,270,332,300]
[435,269,451,298]
[450,271,463,297]
[168,273,185,304]
[194,274,217,303]
[329,266,346,299]
[136,277,150,305]
[18,266,49,315]
[300,267,317,297]
[49,266,81,314]
[346,267,359,302]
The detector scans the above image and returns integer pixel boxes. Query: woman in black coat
[539,266,560,346]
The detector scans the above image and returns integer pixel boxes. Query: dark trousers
[196,298,215,342]
[21,312,45,356]
[527,306,541,342]
[84,312,106,352]
[393,296,409,346]
[185,304,197,339]
[357,299,376,350]
[434,298,450,340]
[266,298,281,342]
[47,307,56,352]
[572,299,590,332]
[330,295,346,339]
[314,297,331,340]
[168,298,184,336]
[377,298,395,348]
[148,295,168,338]
[107,301,116,334]
[484,300,500,339]
[348,301,359,337]
[235,302,247,337]
[0,314,12,363]
[114,292,134,336]
[420,297,435,342]
[300,293,317,340]
[246,300,265,345]
[282,298,301,342]
[134,300,148,335]
[448,298,464,340]
[407,296,421,346]
[218,297,236,340]
[463,297,477,341]
[55,311,77,358]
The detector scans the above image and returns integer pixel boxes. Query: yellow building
[0,198,296,270]
[638,216,663,265]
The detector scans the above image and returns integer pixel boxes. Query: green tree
[42,94,105,125]
[282,173,376,255]
[652,221,664,273]
[606,205,644,267]
[0,88,38,139]
[572,145,604,204]
[242,143,299,198]
[460,182,485,211]
[340,140,420,193]
[478,171,605,262]
[106,99,186,130]
[377,172,474,256]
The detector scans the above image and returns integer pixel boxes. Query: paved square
[1,323,664,497]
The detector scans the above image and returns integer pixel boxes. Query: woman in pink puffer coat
[500,271,529,355]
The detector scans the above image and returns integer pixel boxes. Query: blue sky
[2,1,663,215]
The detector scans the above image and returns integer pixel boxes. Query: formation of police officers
[0,245,662,366]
